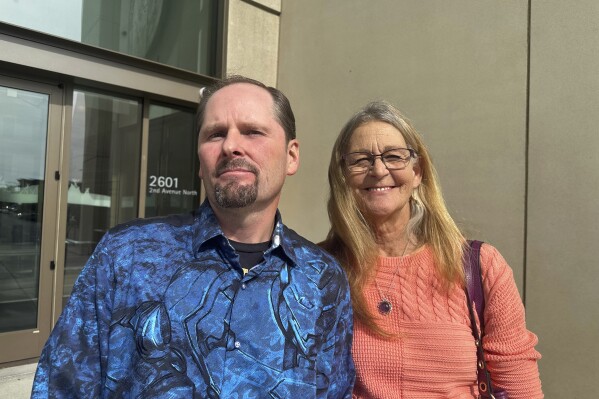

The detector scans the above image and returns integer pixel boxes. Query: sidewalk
[0,362,36,398]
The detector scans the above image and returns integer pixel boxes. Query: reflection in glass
[1,0,219,76]
[0,86,48,333]
[63,90,141,303]
[145,104,200,217]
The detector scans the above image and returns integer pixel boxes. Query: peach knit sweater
[352,244,542,399]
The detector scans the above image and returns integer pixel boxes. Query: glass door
[144,103,200,217]
[0,80,200,366]
[61,90,142,307]
[0,77,62,363]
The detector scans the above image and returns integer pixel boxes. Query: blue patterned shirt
[32,202,355,398]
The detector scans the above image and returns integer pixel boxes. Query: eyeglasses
[342,148,418,172]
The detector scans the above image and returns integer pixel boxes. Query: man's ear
[286,139,300,176]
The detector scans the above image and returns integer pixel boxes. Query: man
[31,76,355,398]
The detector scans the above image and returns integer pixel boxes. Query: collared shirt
[32,201,355,398]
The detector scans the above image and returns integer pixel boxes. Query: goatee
[213,158,259,208]
[215,181,258,208]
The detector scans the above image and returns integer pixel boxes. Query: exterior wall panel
[527,1,599,396]
[226,0,280,86]
[278,0,528,295]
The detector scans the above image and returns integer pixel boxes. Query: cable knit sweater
[352,243,542,399]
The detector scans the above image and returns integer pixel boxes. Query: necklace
[374,236,410,315]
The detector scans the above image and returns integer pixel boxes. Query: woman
[321,101,542,398]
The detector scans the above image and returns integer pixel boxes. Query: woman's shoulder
[478,242,509,269]
[477,242,518,295]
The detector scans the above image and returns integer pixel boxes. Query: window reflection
[0,86,48,333]
[1,0,219,76]
[145,104,200,217]
[63,90,141,302]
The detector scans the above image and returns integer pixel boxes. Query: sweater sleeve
[31,233,115,399]
[479,244,543,399]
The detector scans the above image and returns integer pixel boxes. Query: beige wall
[278,0,598,396]
[277,0,528,290]
[526,1,599,397]
[225,0,281,86]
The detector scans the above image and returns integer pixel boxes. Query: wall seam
[523,0,532,306]
[241,0,281,15]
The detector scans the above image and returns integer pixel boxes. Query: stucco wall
[277,1,528,292]
[526,1,599,396]
[277,0,599,396]
[225,0,280,86]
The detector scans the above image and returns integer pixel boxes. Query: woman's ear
[412,160,422,188]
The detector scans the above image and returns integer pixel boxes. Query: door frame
[0,76,203,366]
[0,75,64,364]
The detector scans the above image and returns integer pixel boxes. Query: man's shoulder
[281,226,351,305]
[105,211,197,242]
[282,225,341,268]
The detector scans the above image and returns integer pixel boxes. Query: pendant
[378,299,392,315]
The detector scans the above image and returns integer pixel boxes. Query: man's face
[198,83,299,212]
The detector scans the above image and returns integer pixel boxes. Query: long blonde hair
[321,101,466,335]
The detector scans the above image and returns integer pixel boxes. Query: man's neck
[211,201,279,243]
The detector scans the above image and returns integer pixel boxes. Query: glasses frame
[342,147,418,172]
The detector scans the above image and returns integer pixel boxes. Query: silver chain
[373,236,410,301]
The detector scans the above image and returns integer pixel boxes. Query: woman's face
[345,121,421,224]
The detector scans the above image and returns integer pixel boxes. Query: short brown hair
[196,75,296,141]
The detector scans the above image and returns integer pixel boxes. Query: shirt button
[234,341,241,349]
[241,284,246,289]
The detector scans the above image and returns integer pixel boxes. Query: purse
[464,240,508,399]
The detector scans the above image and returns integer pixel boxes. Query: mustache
[215,158,259,177]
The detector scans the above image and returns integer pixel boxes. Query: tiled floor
[0,362,36,398]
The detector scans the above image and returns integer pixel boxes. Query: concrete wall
[278,0,599,396]
[277,0,528,291]
[526,1,599,397]
[225,0,281,86]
